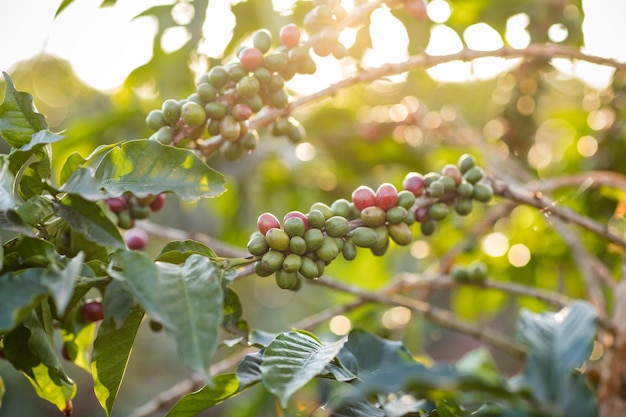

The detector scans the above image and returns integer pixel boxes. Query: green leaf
[342,329,414,378]
[60,167,113,200]
[236,349,264,390]
[329,400,385,417]
[101,279,137,328]
[163,373,240,417]
[92,306,144,416]
[155,255,224,380]
[19,129,64,151]
[261,330,348,407]
[156,239,217,264]
[511,301,597,417]
[3,313,76,414]
[60,152,86,185]
[9,195,54,228]
[107,250,164,325]
[222,287,248,335]
[0,72,48,148]
[55,0,74,16]
[39,252,84,316]
[0,269,49,332]
[54,193,124,248]
[93,140,225,201]
[2,236,57,270]
[0,154,16,211]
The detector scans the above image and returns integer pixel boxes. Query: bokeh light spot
[482,232,509,257]
[329,315,352,335]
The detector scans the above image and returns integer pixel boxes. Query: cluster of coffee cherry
[247,154,494,290]
[104,193,165,250]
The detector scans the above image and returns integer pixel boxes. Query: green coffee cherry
[451,265,471,282]
[284,217,306,237]
[261,250,285,272]
[472,183,493,202]
[117,210,133,229]
[241,131,259,152]
[282,254,303,272]
[237,75,261,99]
[454,198,473,216]
[254,261,274,277]
[458,154,476,174]
[361,206,386,228]
[269,89,289,109]
[463,167,484,184]
[252,29,272,53]
[427,181,445,198]
[154,126,174,144]
[264,51,289,72]
[350,226,378,248]
[267,73,285,92]
[420,220,436,236]
[253,67,272,84]
[325,216,349,238]
[181,101,206,127]
[130,204,151,219]
[371,226,389,251]
[428,203,449,221]
[186,93,203,105]
[332,237,345,252]
[468,261,488,281]
[309,204,333,222]
[388,222,413,246]
[220,115,242,141]
[456,182,474,198]
[289,236,308,255]
[197,83,217,103]
[227,62,248,82]
[146,110,166,130]
[299,256,319,279]
[275,269,300,290]
[247,235,269,256]
[205,102,228,119]
[440,176,456,193]
[386,206,408,224]
[208,66,228,87]
[331,198,351,218]
[370,239,389,256]
[316,236,339,263]
[423,172,441,187]
[220,141,244,161]
[161,99,181,124]
[265,228,290,251]
[396,190,416,210]
[304,228,324,251]
[342,240,357,260]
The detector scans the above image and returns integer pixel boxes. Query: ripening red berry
[232,103,253,121]
[376,183,399,211]
[0,346,5,359]
[406,0,428,20]
[125,228,149,250]
[279,24,301,48]
[257,212,281,235]
[80,301,104,323]
[149,193,166,212]
[351,185,377,211]
[105,197,127,213]
[239,47,265,71]
[402,172,425,197]
[283,211,310,231]
[61,344,72,361]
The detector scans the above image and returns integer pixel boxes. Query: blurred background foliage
[1,0,624,415]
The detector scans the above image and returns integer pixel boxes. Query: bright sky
[0,0,625,92]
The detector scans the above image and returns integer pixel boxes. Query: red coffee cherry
[125,228,148,250]
[283,211,310,231]
[80,301,104,323]
[257,212,281,235]
[351,185,377,211]
[375,183,399,211]
[149,194,166,212]
[402,172,425,197]
[239,47,265,71]
[279,24,301,48]
[105,197,127,213]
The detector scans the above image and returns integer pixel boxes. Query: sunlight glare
[464,23,503,51]
[161,27,191,53]
[577,135,598,157]
[505,13,531,49]
[482,233,509,257]
[199,2,235,58]
[427,0,451,23]
[507,244,531,267]
[425,25,470,82]
[295,142,316,161]
[361,7,409,82]
[382,306,412,329]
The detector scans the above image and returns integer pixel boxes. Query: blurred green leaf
[261,330,347,407]
[156,239,217,264]
[3,313,76,414]
[55,0,74,17]
[0,376,4,408]
[92,306,144,417]
[236,349,264,390]
[39,252,83,316]
[93,140,226,201]
[0,269,49,332]
[9,195,54,228]
[0,155,16,212]
[156,255,224,380]
[222,287,248,335]
[0,72,49,149]
[164,373,241,417]
[342,329,414,378]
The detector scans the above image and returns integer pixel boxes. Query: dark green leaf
[0,269,49,332]
[222,287,248,335]
[54,193,124,248]
[9,195,54,228]
[261,330,347,407]
[2,236,57,270]
[3,313,76,414]
[156,239,217,263]
[93,139,225,201]
[0,72,48,148]
[155,255,224,380]
[342,328,414,378]
[55,0,74,17]
[236,349,264,390]
[164,374,240,417]
[92,306,144,416]
[39,252,84,316]
[511,301,597,417]
[101,279,136,328]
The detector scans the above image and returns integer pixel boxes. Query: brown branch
[530,171,626,194]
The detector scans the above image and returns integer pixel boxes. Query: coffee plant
[1,1,626,416]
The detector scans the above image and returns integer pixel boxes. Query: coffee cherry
[458,154,476,174]
[231,103,253,122]
[252,29,272,53]
[237,76,261,99]
[309,207,331,227]
[414,206,430,223]
[248,235,270,256]
[361,206,387,228]
[279,24,301,48]
[149,194,166,212]
[350,226,377,248]
[261,250,286,272]
[332,42,348,59]
[463,167,484,184]
[342,240,357,260]
[269,89,289,108]
[304,228,324,251]
[105,197,126,213]
[468,261,488,281]
[325,216,349,238]
[376,183,399,211]
[264,51,289,72]
[161,99,182,124]
[220,141,245,161]
[423,172,441,187]
[239,47,265,71]
[125,227,148,250]
[299,256,320,279]
[282,253,303,272]
[267,73,285,92]
[284,211,310,230]
[265,228,291,251]
[316,236,340,263]
[456,182,474,198]
[451,265,471,282]
[439,176,456,193]
[454,198,473,216]
[402,172,425,197]
[441,164,463,184]
[117,209,134,229]
[153,126,174,144]
[428,203,449,221]
[257,212,281,235]
[275,269,300,290]
[352,185,377,211]
[472,183,493,202]
[288,45,310,62]
[388,222,413,246]
[386,206,408,224]
[289,236,308,255]
[331,198,351,218]
[181,101,206,127]
[284,216,307,238]
[396,190,416,210]
[208,66,229,88]
[80,301,104,323]
[149,319,164,332]
[220,115,242,141]
[427,181,445,198]
[196,83,217,103]
[146,110,166,130]
[255,260,274,277]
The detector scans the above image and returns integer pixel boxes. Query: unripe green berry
[372,226,390,251]
[220,115,242,142]
[208,66,228,87]
[441,164,463,184]
[456,182,474,198]
[370,239,389,256]
[253,67,272,85]
[130,203,151,220]
[205,102,228,119]
[342,240,357,261]
[303,228,324,251]
[264,51,289,72]
[207,118,221,136]
[241,94,263,113]
[386,206,408,224]
[255,260,274,277]
[428,203,449,221]
[269,89,289,109]
[299,256,320,279]
[316,236,339,263]
[153,126,174,144]
[420,220,436,236]
[454,198,473,216]
[332,237,345,252]
[469,261,488,281]
[472,183,493,202]
[146,110,166,130]
[423,172,441,187]
[282,253,303,272]
[197,83,217,103]
[161,99,181,124]
[247,235,269,256]
[181,101,206,127]
[252,29,272,53]
[297,56,317,74]
[464,167,484,184]
[404,209,416,225]
[267,73,286,92]
[261,250,285,272]
[241,130,259,152]
[458,154,476,174]
[350,226,378,248]
[275,269,299,290]
[289,236,308,255]
[288,45,310,62]
[309,204,333,222]
[451,265,470,282]
[388,222,413,246]
[325,216,349,238]
[265,228,290,251]
[427,181,445,198]
[237,75,261,99]
[117,209,134,229]
[227,62,248,82]
[187,93,203,105]
[396,190,416,210]
[284,216,306,237]
[331,199,351,218]
[440,176,456,193]
[361,206,387,228]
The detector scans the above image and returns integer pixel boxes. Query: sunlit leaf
[92,140,225,201]
[59,151,86,185]
[9,195,54,228]
[261,330,347,407]
[92,306,144,416]
[156,239,217,264]
[55,0,74,17]
[164,374,241,417]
